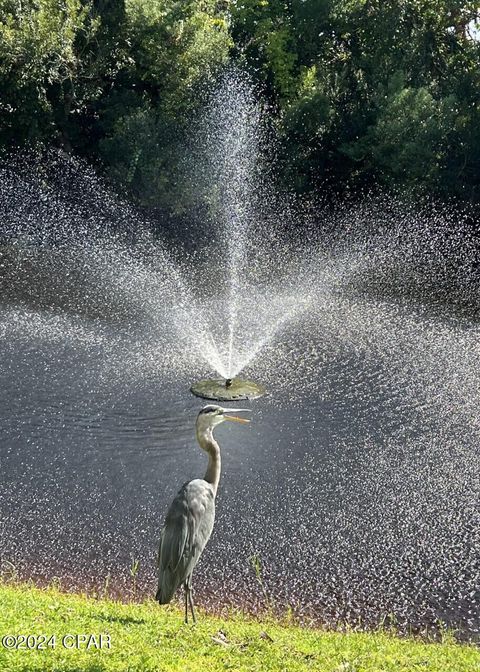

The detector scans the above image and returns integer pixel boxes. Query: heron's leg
[187,575,197,624]
[184,581,189,624]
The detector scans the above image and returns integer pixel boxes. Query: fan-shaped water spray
[1,73,480,640]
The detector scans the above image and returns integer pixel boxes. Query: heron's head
[196,404,251,434]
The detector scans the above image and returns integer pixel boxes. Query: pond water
[0,257,479,640]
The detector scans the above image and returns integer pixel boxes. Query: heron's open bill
[224,409,251,424]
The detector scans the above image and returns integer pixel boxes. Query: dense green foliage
[1,1,480,207]
[0,0,232,208]
[236,0,480,201]
[1,583,480,671]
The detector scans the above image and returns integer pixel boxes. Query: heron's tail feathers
[155,587,172,604]
[155,571,177,604]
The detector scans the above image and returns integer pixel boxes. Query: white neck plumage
[196,426,221,496]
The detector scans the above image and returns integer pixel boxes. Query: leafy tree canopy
[1,0,480,206]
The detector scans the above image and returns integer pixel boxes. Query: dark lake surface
[1,283,479,641]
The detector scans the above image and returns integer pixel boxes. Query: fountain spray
[188,71,270,400]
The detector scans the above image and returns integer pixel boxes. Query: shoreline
[1,575,478,646]
[1,581,479,672]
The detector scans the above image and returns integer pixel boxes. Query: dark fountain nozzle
[225,378,232,388]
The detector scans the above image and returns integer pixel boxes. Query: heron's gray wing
[156,479,215,604]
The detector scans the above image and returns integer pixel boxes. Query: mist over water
[1,73,480,639]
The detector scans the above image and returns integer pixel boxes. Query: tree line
[1,0,479,211]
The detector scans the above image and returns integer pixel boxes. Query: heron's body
[155,404,250,623]
[156,478,215,604]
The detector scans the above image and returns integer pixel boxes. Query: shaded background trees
[1,0,479,211]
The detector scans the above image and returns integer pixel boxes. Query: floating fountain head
[190,377,265,401]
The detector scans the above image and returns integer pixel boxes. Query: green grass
[0,582,479,671]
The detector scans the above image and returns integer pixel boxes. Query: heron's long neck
[197,427,221,496]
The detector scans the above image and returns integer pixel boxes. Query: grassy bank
[0,583,478,671]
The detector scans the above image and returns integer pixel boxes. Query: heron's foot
[187,587,197,624]
[183,610,195,625]
[184,584,189,624]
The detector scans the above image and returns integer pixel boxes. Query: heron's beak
[224,415,250,424]
[223,408,251,424]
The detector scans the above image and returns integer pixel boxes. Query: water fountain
[190,377,266,401]
[1,72,480,640]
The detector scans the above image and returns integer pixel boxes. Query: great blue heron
[155,404,251,623]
